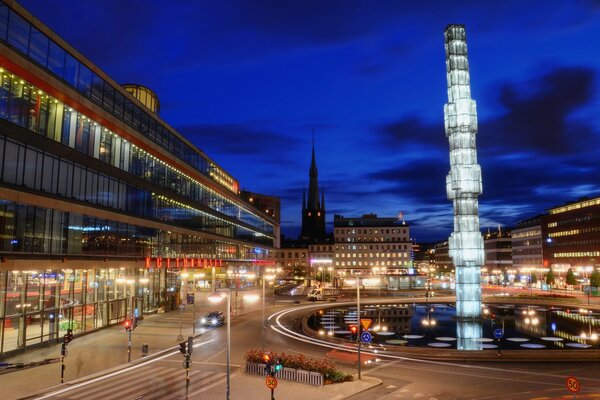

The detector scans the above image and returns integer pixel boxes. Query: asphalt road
[9,295,600,400]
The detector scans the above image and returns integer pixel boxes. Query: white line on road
[270,304,600,385]
[33,338,216,400]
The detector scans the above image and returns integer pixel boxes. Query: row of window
[336,244,410,251]
[334,228,408,235]
[547,213,600,229]
[511,229,541,239]
[0,136,272,247]
[335,261,411,267]
[553,251,600,258]
[548,239,600,248]
[0,2,238,192]
[337,237,409,243]
[549,225,600,239]
[0,198,265,259]
[0,267,172,354]
[0,66,274,237]
[336,253,409,258]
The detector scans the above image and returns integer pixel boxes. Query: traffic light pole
[185,353,190,398]
[271,387,275,400]
[60,354,65,383]
[127,329,132,362]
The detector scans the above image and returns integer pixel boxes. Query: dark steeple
[300,136,326,242]
[307,139,320,210]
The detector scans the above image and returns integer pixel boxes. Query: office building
[0,1,278,355]
[544,196,600,276]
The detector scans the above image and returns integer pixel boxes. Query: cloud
[482,66,597,155]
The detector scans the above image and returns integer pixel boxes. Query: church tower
[300,140,326,242]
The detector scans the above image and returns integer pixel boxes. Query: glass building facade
[0,1,279,355]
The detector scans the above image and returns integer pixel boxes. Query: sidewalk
[0,289,267,399]
[224,369,380,400]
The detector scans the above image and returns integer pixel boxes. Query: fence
[245,363,323,386]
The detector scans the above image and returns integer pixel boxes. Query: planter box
[245,362,323,386]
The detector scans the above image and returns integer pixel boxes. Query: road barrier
[245,363,323,386]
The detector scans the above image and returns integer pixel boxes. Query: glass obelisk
[443,25,484,330]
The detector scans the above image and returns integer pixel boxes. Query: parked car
[200,311,225,327]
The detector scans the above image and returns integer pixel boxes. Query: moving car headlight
[200,318,207,324]
[211,318,218,325]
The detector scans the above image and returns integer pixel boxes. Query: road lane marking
[33,338,216,399]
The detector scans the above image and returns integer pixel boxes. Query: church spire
[307,136,320,210]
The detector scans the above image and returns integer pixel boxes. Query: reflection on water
[308,303,600,350]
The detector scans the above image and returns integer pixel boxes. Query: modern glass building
[0,0,279,355]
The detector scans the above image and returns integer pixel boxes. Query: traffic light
[124,320,132,331]
[133,317,138,330]
[274,358,283,373]
[263,353,271,375]
[65,328,73,343]
[61,343,67,356]
[350,325,358,341]
[179,341,187,355]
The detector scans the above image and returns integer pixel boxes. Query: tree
[566,268,577,286]
[590,268,600,288]
[546,268,555,285]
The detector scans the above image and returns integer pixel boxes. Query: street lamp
[208,289,258,400]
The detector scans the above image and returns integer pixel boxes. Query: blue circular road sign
[494,329,504,339]
[361,331,373,343]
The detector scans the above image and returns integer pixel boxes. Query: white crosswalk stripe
[46,365,226,400]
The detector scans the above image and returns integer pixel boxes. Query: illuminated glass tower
[443,25,484,322]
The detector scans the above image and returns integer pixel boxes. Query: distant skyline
[21,0,600,242]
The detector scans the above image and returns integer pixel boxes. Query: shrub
[244,349,352,383]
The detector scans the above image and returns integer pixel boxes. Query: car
[200,311,224,327]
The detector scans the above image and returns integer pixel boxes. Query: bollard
[141,344,149,357]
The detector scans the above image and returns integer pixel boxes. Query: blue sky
[21,0,600,242]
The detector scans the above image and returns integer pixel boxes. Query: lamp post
[208,290,258,400]
[354,275,362,380]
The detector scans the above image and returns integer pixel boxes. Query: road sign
[566,376,581,393]
[360,319,372,331]
[493,329,504,339]
[266,375,278,390]
[361,331,373,343]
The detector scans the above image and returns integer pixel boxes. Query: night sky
[20,1,600,242]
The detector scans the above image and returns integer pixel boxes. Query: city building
[543,196,600,280]
[240,190,281,229]
[0,1,278,355]
[300,141,326,242]
[333,213,412,288]
[511,216,544,284]
[433,241,452,274]
[483,227,513,278]
[276,241,308,279]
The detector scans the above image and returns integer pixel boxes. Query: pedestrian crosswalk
[40,365,227,400]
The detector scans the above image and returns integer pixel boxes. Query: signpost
[266,375,278,400]
[360,319,372,332]
[566,376,581,399]
[493,328,503,356]
[361,331,373,343]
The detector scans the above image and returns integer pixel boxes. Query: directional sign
[266,375,278,390]
[566,376,581,393]
[361,331,373,343]
[493,329,504,339]
[360,319,372,331]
